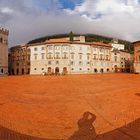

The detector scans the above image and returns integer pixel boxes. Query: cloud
[0,0,140,47]
[1,7,13,14]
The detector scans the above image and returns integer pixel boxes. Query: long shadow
[68,111,97,140]
[68,112,140,140]
[0,112,139,140]
[0,125,58,140]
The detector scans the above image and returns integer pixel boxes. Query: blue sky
[0,0,140,46]
[60,0,84,10]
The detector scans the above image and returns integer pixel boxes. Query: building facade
[133,41,140,73]
[0,27,9,75]
[8,36,133,75]
[8,45,30,75]
[111,49,132,72]
[29,42,111,75]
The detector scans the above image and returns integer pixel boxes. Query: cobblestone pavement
[0,74,139,140]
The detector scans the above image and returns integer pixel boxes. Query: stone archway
[114,65,118,72]
[55,67,59,75]
[48,67,52,74]
[63,67,68,75]
[22,68,24,75]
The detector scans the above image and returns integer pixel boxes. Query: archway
[55,67,59,75]
[100,69,104,73]
[17,69,19,75]
[48,67,52,74]
[22,68,24,74]
[94,68,98,73]
[63,67,68,75]
[12,69,14,75]
[27,68,30,74]
[114,65,118,72]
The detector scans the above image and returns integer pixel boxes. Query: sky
[0,0,140,47]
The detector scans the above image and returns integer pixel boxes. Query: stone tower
[0,27,9,75]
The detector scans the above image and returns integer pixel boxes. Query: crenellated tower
[0,27,9,75]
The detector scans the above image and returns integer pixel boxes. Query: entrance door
[48,67,51,74]
[55,67,59,75]
[63,67,67,75]
[22,69,24,74]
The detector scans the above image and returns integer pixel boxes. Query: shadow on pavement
[69,111,140,140]
[135,93,140,97]
[68,111,97,140]
[0,112,139,140]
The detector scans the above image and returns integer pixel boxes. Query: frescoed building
[0,27,9,75]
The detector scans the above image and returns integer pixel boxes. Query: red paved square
[0,74,139,140]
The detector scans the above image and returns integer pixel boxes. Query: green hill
[27,33,133,53]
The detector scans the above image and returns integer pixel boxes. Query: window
[48,61,51,65]
[28,55,30,61]
[79,54,82,59]
[79,61,82,65]
[1,69,3,73]
[55,46,60,50]
[34,54,38,60]
[63,46,68,51]
[101,62,103,66]
[106,55,109,60]
[41,47,45,50]
[71,61,74,65]
[48,53,52,59]
[87,46,90,51]
[93,47,97,51]
[34,68,37,70]
[42,68,44,70]
[100,48,103,52]
[71,54,74,59]
[87,68,90,71]
[48,46,52,50]
[55,53,60,59]
[114,56,117,62]
[56,61,59,65]
[87,55,90,60]
[79,68,82,71]
[87,61,90,65]
[41,53,45,59]
[0,38,3,43]
[63,53,67,59]
[93,54,97,60]
[34,48,37,51]
[71,68,74,71]
[106,49,109,53]
[79,47,82,51]
[100,54,103,60]
[94,69,98,73]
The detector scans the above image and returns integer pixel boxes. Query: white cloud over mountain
[0,0,140,47]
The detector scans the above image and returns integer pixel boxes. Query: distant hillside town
[1,28,140,75]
